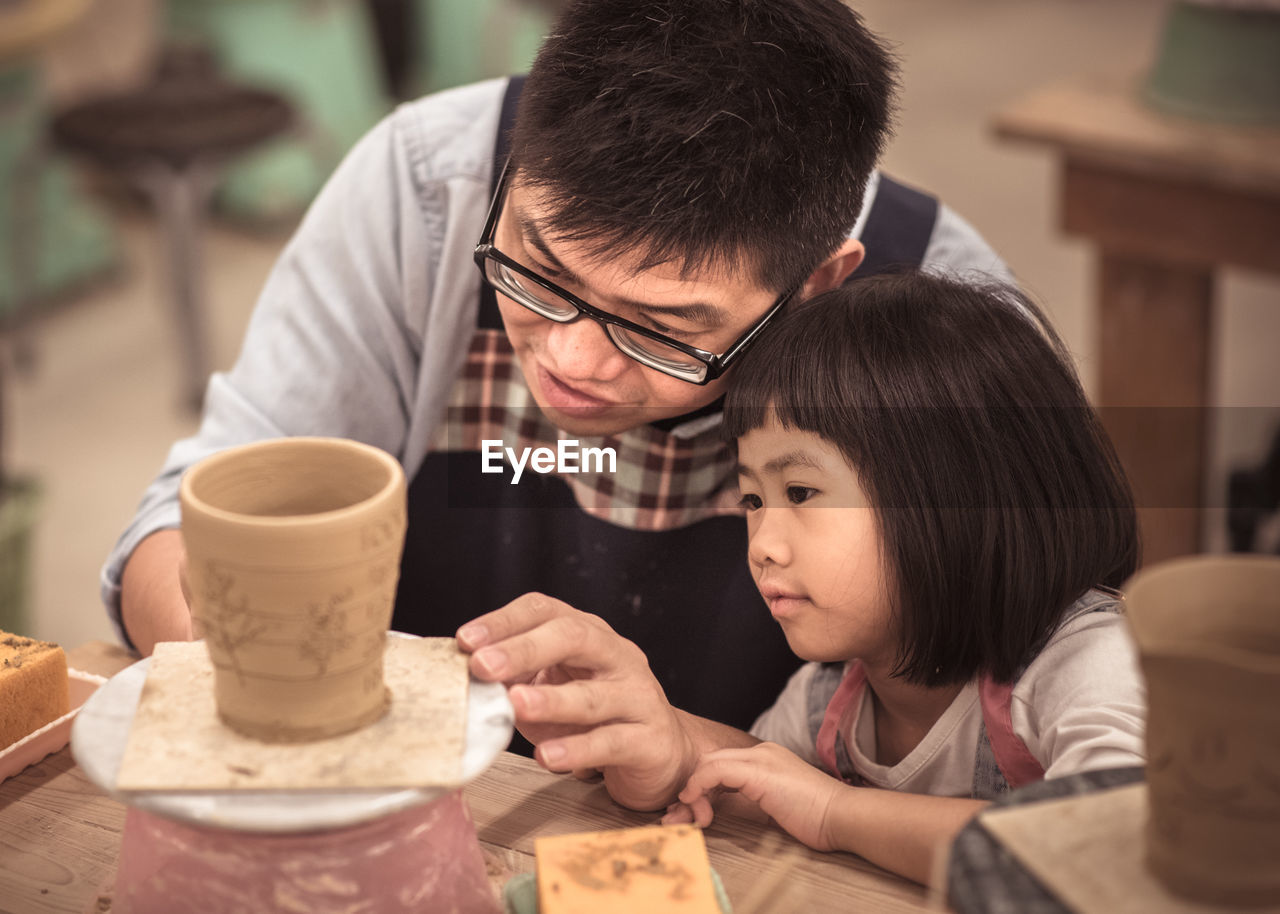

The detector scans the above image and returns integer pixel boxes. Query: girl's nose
[545,315,629,383]
[747,509,791,568]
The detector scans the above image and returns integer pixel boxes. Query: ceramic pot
[180,437,407,742]
[1125,554,1280,906]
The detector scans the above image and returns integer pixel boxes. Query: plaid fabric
[946,767,1145,914]
[431,329,744,531]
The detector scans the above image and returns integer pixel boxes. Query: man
[106,0,1009,759]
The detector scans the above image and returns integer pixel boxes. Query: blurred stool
[0,0,117,342]
[164,0,391,223]
[52,46,293,409]
[0,0,116,638]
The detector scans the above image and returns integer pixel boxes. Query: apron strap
[849,174,939,279]
[816,660,868,781]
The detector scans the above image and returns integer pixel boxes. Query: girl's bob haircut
[723,271,1139,686]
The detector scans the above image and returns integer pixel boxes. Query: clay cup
[180,437,407,742]
[1125,554,1280,906]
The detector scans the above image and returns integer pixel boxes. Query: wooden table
[992,74,1280,566]
[0,642,937,913]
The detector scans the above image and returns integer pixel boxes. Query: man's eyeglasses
[473,159,797,385]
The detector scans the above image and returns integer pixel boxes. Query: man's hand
[120,529,195,656]
[456,593,697,811]
[665,742,848,851]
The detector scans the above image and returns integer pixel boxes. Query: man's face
[491,178,783,437]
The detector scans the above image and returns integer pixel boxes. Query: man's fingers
[468,612,639,683]
[533,721,667,775]
[456,592,572,651]
[509,678,650,728]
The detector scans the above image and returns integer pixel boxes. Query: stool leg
[8,129,44,375]
[139,164,215,412]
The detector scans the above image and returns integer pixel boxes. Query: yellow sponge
[535,824,720,914]
[0,631,70,749]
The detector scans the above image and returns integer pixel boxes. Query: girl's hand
[668,742,848,851]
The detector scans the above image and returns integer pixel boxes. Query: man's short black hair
[511,0,898,293]
[723,272,1140,685]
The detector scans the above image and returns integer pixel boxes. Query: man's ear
[802,239,864,298]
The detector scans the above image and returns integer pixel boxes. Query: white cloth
[750,609,1146,797]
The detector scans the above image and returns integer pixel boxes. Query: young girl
[460,271,1146,886]
[661,271,1146,882]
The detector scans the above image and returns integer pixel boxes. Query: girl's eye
[786,486,817,505]
[738,492,762,511]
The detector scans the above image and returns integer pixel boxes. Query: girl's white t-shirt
[749,610,1147,796]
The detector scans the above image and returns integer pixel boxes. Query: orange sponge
[535,824,720,914]
[0,631,70,749]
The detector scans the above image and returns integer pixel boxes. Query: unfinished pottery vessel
[1125,554,1280,907]
[180,437,407,742]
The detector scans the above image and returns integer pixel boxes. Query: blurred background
[1,0,1277,649]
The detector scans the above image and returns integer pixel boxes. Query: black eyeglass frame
[473,158,798,386]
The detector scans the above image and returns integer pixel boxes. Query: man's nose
[545,315,629,382]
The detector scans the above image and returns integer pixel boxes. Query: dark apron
[393,76,939,754]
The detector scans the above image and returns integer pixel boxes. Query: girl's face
[736,417,897,666]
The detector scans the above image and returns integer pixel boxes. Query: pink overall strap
[977,676,1045,789]
[816,661,868,779]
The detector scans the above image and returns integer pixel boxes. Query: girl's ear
[802,239,865,298]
